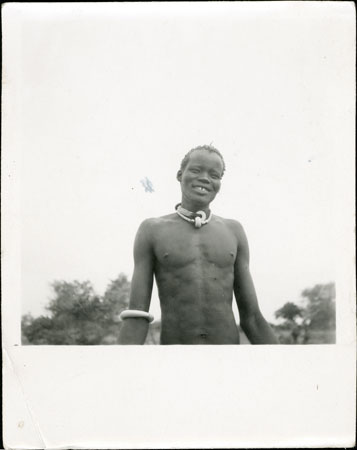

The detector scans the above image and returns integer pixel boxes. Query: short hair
[180,145,226,177]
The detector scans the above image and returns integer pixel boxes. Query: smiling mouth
[193,185,210,193]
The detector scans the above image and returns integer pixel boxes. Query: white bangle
[119,309,154,323]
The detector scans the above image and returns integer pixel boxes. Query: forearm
[118,318,150,345]
[241,312,279,344]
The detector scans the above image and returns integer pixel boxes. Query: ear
[176,170,182,182]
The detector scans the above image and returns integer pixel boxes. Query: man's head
[177,145,225,209]
[179,145,226,176]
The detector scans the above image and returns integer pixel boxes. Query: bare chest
[153,222,238,269]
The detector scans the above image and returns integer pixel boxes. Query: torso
[150,213,241,344]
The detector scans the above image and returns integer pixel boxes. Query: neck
[181,199,210,216]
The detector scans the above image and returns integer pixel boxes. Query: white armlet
[119,309,154,323]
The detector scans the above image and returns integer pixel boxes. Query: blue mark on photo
[140,177,154,193]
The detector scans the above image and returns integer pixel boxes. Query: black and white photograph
[2,2,355,448]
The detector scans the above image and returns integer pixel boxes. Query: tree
[22,273,131,345]
[301,282,336,330]
[100,273,130,342]
[102,273,130,315]
[21,314,50,344]
[272,282,336,344]
[275,302,303,323]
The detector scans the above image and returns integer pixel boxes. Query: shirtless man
[118,145,278,344]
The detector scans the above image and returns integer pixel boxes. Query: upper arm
[128,219,155,311]
[233,222,261,321]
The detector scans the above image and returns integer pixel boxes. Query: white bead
[196,210,207,221]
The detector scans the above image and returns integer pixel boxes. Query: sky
[10,2,354,323]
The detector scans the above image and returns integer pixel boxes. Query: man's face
[177,150,224,207]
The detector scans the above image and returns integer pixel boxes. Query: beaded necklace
[175,203,212,228]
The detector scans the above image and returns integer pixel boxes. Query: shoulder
[213,215,246,237]
[136,214,178,237]
[138,214,177,229]
[134,218,156,246]
[213,216,249,253]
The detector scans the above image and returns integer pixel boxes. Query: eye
[190,168,200,173]
[210,173,220,179]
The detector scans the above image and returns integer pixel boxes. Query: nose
[197,174,210,184]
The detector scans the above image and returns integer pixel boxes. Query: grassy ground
[271,328,336,345]
[145,323,336,345]
[298,329,335,344]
